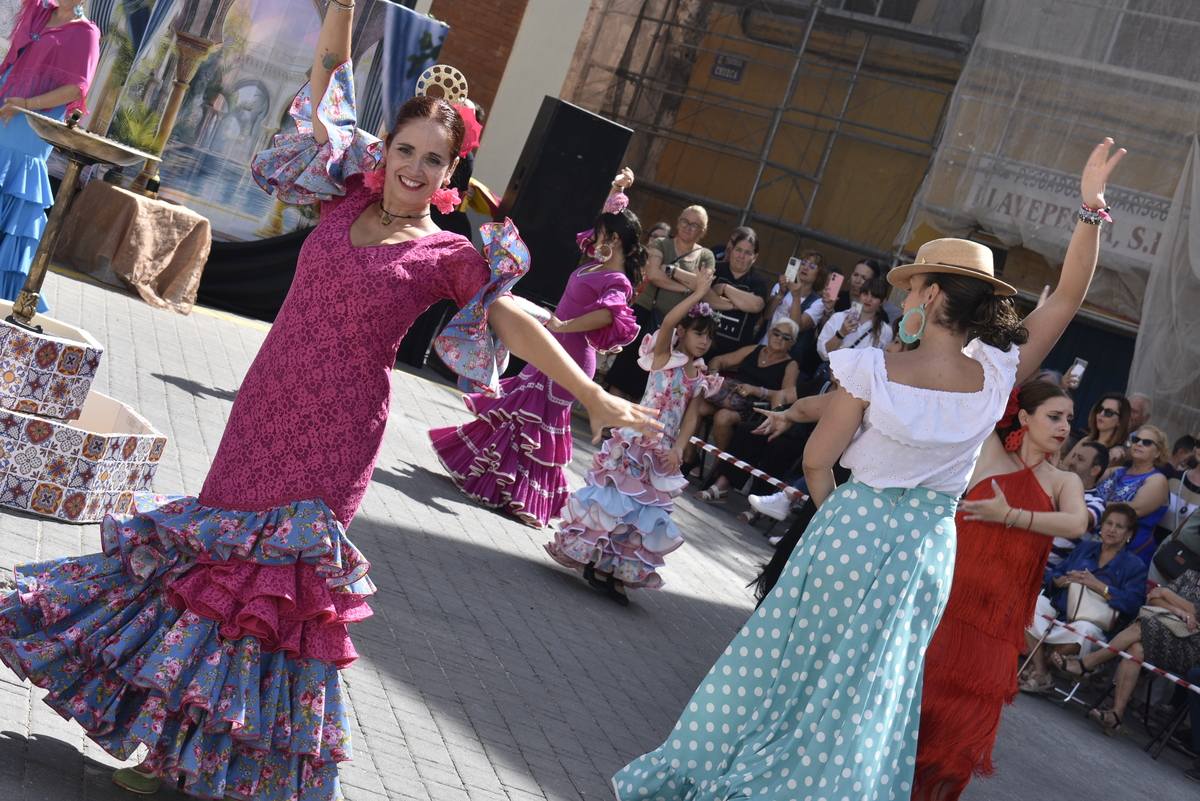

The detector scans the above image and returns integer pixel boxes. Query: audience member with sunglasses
[1084,392,1132,454]
[1093,425,1171,565]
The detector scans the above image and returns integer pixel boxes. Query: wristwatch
[664,264,676,279]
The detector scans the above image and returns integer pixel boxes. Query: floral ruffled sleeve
[433,219,530,397]
[250,61,382,205]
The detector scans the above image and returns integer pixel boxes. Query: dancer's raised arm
[1015,138,1125,383]
[311,1,354,146]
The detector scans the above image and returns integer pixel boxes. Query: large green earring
[899,303,926,344]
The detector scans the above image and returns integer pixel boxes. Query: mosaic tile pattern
[0,402,167,523]
[0,322,103,422]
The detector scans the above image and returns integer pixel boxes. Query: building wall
[426,0,532,116]
[471,0,594,194]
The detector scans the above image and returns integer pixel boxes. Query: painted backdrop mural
[94,0,446,241]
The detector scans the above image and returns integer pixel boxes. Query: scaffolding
[563,0,982,267]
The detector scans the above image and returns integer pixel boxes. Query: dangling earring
[899,302,926,344]
[72,3,85,18]
[1003,425,1028,452]
[594,242,614,263]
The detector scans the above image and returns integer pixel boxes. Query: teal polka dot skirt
[613,477,958,801]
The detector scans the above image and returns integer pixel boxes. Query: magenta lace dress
[545,332,721,588]
[430,264,637,526]
[0,64,515,801]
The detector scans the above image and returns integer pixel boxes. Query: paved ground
[0,268,1193,800]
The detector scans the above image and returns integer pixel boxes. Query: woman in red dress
[913,380,1090,800]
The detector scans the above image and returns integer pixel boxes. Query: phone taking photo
[825,272,844,300]
[1065,357,1087,387]
[785,257,801,284]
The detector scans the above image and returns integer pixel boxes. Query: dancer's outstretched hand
[581,391,663,444]
[1081,138,1126,210]
[753,408,793,441]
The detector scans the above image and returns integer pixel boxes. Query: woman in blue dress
[0,0,99,311]
[613,138,1125,801]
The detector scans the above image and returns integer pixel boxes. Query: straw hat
[888,238,1016,297]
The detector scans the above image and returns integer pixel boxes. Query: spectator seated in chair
[1054,567,1200,737]
[1048,439,1110,567]
[686,319,800,502]
[1020,503,1147,694]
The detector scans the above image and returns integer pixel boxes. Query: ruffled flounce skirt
[430,368,574,527]
[0,493,375,800]
[0,111,55,313]
[544,431,686,589]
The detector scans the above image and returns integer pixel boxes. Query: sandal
[737,510,757,524]
[1050,652,1093,679]
[1088,706,1122,737]
[694,486,727,503]
[1017,670,1055,694]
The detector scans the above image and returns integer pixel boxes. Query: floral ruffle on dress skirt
[0,494,374,801]
[545,432,688,589]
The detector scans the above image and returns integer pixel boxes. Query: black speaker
[497,97,633,308]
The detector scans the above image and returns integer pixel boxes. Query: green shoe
[112,767,163,795]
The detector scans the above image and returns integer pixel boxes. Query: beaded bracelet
[1078,203,1112,226]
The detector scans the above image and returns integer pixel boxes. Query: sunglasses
[769,328,795,341]
[1130,436,1160,448]
[1097,407,1120,418]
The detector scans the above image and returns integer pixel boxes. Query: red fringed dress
[913,464,1055,800]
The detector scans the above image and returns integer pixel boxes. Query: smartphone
[785,257,802,283]
[847,300,863,326]
[825,272,844,300]
[1065,357,1088,387]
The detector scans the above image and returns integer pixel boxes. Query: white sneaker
[767,535,783,547]
[749,490,792,521]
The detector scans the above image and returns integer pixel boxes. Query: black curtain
[196,227,314,323]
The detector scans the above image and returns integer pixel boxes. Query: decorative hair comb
[688,302,713,317]
[415,65,483,158]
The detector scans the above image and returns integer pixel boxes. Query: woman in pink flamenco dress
[546,270,722,605]
[430,194,644,526]
[0,9,658,801]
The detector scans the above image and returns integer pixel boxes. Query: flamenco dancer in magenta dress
[0,0,98,310]
[614,140,1124,800]
[546,269,721,605]
[0,8,658,800]
[430,185,643,526]
[911,381,1087,800]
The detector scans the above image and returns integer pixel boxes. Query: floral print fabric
[0,494,370,800]
[251,61,382,205]
[545,333,721,587]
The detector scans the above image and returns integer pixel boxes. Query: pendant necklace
[380,201,429,226]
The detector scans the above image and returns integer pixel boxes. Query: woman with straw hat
[612,138,1125,801]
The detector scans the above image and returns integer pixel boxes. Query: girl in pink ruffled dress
[0,8,660,801]
[546,268,723,605]
[430,194,644,526]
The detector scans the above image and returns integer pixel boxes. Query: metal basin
[18,109,159,167]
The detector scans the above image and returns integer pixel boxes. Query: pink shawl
[0,0,99,115]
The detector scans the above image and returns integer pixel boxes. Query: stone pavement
[0,268,1192,800]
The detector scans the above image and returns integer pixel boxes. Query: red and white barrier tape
[688,437,808,501]
[1039,613,1200,696]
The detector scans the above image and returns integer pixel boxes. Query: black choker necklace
[379,201,429,226]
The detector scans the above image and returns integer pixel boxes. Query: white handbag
[1067,581,1117,631]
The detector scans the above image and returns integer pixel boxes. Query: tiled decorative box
[0,390,167,523]
[0,302,103,422]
